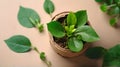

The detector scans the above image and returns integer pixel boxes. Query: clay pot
[49,11,90,58]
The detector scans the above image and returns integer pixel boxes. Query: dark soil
[53,15,68,48]
[53,36,67,48]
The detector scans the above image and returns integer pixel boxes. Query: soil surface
[53,15,68,48]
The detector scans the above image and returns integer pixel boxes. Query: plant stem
[50,13,52,18]
[36,23,44,32]
[33,46,40,54]
[32,46,52,67]
[35,19,44,32]
[44,59,52,67]
[108,4,116,8]
[29,17,44,32]
[29,17,36,26]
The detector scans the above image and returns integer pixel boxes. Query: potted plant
[47,10,100,57]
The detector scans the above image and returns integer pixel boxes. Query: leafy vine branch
[4,35,52,67]
[95,0,120,26]
[4,0,55,67]
[33,47,52,67]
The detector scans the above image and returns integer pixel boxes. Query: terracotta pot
[49,11,90,58]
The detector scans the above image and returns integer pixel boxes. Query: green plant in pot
[47,10,100,57]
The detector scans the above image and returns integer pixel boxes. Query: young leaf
[75,10,88,27]
[68,37,83,52]
[43,0,55,15]
[100,4,108,12]
[103,44,120,67]
[65,25,75,37]
[4,35,31,53]
[69,25,76,33]
[75,26,100,42]
[67,12,77,26]
[110,18,117,26]
[47,21,65,38]
[85,47,107,59]
[40,52,46,61]
[18,6,40,28]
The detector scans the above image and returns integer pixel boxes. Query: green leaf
[68,37,83,52]
[18,6,40,28]
[43,0,55,15]
[107,6,119,16]
[47,21,65,38]
[4,35,31,53]
[95,0,104,3]
[69,25,76,33]
[103,44,120,67]
[85,47,107,59]
[75,26,100,42]
[100,4,108,12]
[114,0,120,3]
[75,10,88,27]
[105,0,113,5]
[110,18,117,26]
[65,25,76,37]
[95,0,113,4]
[40,52,46,61]
[65,26,69,32]
[67,12,77,26]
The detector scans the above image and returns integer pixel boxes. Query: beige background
[0,0,120,67]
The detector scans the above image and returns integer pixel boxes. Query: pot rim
[49,33,90,57]
[52,11,91,25]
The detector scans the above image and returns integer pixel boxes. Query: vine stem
[29,17,44,32]
[50,13,52,18]
[32,46,52,67]
[108,4,116,8]
[44,59,52,67]
[32,46,40,54]
[29,17,36,26]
